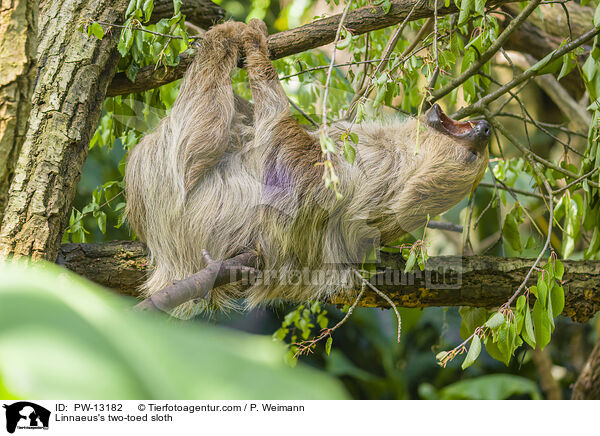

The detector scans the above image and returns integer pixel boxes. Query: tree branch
[57,241,600,322]
[430,0,543,103]
[150,0,225,29]
[451,25,600,121]
[107,0,528,97]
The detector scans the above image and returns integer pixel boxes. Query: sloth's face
[424,103,491,164]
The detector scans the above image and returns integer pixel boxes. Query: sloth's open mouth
[425,104,491,152]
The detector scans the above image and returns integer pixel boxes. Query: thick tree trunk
[57,241,600,322]
[572,338,600,399]
[0,0,37,227]
[0,0,127,261]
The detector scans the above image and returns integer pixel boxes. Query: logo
[2,402,50,434]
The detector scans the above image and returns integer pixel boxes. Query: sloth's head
[416,103,491,194]
[425,103,491,163]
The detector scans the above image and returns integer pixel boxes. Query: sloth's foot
[247,18,268,37]
[206,20,247,41]
[242,18,269,53]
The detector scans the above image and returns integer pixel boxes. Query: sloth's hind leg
[171,22,247,191]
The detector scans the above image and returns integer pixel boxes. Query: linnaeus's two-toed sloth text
[126,20,491,318]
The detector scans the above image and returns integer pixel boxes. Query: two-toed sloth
[126,19,491,318]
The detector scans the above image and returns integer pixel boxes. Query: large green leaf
[435,374,542,400]
[0,261,347,400]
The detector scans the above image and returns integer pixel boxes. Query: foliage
[0,261,347,399]
[419,374,542,399]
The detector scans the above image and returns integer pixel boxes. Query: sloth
[125,19,491,318]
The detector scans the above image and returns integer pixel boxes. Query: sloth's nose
[467,120,491,151]
[472,120,491,141]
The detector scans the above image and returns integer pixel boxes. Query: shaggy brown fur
[125,20,490,318]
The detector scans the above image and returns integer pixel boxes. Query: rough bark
[149,0,225,28]
[57,241,600,322]
[107,0,526,96]
[0,0,128,261]
[0,0,37,227]
[572,338,600,399]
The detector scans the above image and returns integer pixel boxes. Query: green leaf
[546,293,555,329]
[583,55,597,82]
[325,337,333,356]
[484,338,510,365]
[373,83,387,108]
[458,0,474,26]
[562,195,581,259]
[516,295,526,313]
[355,103,366,124]
[173,0,182,15]
[522,305,536,348]
[379,0,391,14]
[530,51,554,72]
[537,279,548,306]
[319,133,336,154]
[502,206,522,253]
[335,32,352,50]
[474,0,485,15]
[555,259,564,280]
[557,54,576,80]
[96,211,107,234]
[88,22,104,40]
[525,235,536,249]
[343,141,356,164]
[0,262,347,399]
[459,307,488,339]
[142,0,154,23]
[533,300,551,349]
[461,335,482,369]
[125,0,137,18]
[404,250,417,272]
[437,374,541,399]
[595,2,600,28]
[117,24,134,57]
[550,284,565,318]
[485,312,505,329]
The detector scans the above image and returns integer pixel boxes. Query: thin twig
[552,167,600,195]
[354,270,401,343]
[348,0,426,116]
[321,0,353,131]
[294,285,366,357]
[280,58,382,81]
[288,97,318,126]
[90,19,200,40]
[484,109,555,307]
